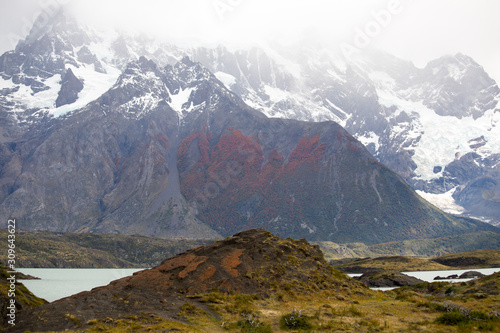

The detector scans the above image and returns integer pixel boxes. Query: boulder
[358,270,424,287]
[459,271,485,279]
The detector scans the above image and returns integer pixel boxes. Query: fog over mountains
[0,10,498,242]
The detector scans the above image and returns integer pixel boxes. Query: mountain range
[0,9,498,243]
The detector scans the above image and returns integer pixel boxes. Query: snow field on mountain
[168,87,195,117]
[214,71,237,88]
[358,131,381,152]
[376,82,500,181]
[49,63,121,117]
[7,74,61,110]
[0,76,14,89]
[416,188,466,215]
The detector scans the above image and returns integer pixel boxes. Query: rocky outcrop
[459,271,485,279]
[55,68,83,107]
[357,270,425,287]
[434,271,486,280]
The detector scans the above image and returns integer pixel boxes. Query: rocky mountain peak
[16,7,92,63]
[169,55,216,88]
[415,53,497,119]
[425,53,479,75]
[20,7,71,46]
[119,56,162,83]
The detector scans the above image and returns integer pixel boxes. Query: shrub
[237,318,273,333]
[280,309,313,331]
[478,321,495,331]
[347,305,363,317]
[178,302,201,316]
[275,291,285,302]
[200,291,225,303]
[435,311,470,325]
[224,294,259,314]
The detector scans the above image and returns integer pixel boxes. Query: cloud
[0,0,499,82]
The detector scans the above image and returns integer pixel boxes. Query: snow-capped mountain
[0,9,498,238]
[186,43,500,226]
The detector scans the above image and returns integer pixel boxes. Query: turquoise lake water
[17,267,500,302]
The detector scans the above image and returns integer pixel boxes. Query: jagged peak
[137,56,159,72]
[167,56,218,88]
[19,7,81,46]
[420,52,496,86]
[119,56,160,77]
[23,7,65,44]
[426,53,481,71]
[179,55,195,66]
[112,57,165,96]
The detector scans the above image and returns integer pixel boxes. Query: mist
[1,0,499,81]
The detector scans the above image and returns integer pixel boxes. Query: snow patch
[300,222,317,234]
[447,63,466,81]
[49,63,121,117]
[10,74,61,110]
[370,71,397,89]
[214,71,237,88]
[325,98,351,126]
[416,188,466,215]
[327,69,346,83]
[0,76,15,89]
[358,131,380,152]
[118,92,161,119]
[168,87,195,116]
[263,85,289,101]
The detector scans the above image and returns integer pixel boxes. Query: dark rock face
[453,173,500,222]
[418,54,498,119]
[76,46,106,73]
[55,68,83,107]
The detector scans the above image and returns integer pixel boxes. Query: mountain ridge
[0,10,498,242]
[1,53,496,243]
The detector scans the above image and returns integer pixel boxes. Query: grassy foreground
[33,274,500,333]
[1,229,498,332]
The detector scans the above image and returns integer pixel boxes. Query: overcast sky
[1,0,500,82]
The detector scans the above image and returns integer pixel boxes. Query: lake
[17,267,500,302]
[17,268,145,302]
[403,268,500,282]
[348,267,500,291]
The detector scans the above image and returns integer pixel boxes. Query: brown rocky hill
[10,229,362,332]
